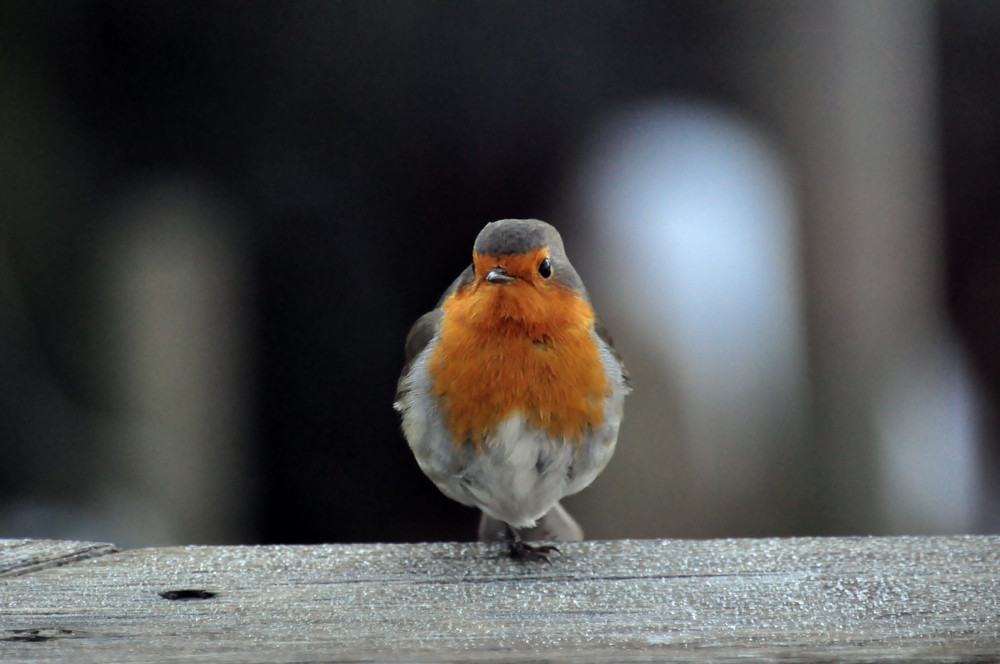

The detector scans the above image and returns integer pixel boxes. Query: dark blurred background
[2,1,999,547]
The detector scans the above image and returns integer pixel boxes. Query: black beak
[485,267,516,284]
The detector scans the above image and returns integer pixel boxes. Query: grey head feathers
[473,219,587,300]
[473,219,565,258]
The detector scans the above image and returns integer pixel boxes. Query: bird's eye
[538,257,552,279]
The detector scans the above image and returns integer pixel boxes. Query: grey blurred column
[98,182,252,545]
[737,0,980,534]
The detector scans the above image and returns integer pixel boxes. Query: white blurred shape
[876,341,981,533]
[576,98,806,498]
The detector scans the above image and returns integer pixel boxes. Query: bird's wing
[594,317,632,394]
[395,265,475,404]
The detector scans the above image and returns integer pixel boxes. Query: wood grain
[0,539,118,578]
[1,537,998,662]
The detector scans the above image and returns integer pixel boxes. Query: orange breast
[429,277,608,446]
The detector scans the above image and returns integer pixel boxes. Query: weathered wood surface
[1,536,998,663]
[0,539,119,578]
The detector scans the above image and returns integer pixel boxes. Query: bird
[394,219,630,561]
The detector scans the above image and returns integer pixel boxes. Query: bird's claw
[507,541,559,563]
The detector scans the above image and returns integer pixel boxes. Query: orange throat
[429,273,608,446]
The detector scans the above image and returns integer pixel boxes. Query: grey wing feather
[395,265,475,404]
[403,310,441,366]
[594,317,632,394]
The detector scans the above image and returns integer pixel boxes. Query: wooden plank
[1,537,998,662]
[0,539,118,578]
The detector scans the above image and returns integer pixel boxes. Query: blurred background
[2,1,999,547]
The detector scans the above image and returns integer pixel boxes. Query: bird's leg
[502,523,558,563]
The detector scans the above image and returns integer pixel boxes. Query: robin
[394,219,631,561]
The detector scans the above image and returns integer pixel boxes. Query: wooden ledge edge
[0,539,121,578]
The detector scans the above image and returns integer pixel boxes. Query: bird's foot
[503,524,559,563]
[507,540,559,563]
